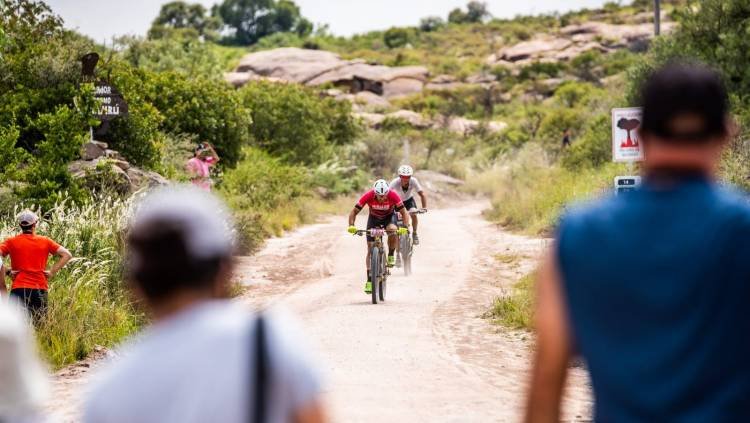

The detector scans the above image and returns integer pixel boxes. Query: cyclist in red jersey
[348,180,410,294]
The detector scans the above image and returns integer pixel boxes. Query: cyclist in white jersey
[390,165,427,245]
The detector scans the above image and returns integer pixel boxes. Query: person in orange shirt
[0,210,72,319]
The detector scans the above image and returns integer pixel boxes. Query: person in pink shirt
[186,142,220,191]
[348,179,410,294]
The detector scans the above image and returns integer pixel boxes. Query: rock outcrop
[487,21,676,67]
[354,111,507,136]
[70,141,168,194]
[228,47,429,99]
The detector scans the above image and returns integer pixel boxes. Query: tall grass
[1,196,144,369]
[466,144,626,235]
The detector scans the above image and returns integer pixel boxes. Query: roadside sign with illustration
[612,107,643,162]
[614,175,642,195]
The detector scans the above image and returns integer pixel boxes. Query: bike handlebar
[354,228,400,237]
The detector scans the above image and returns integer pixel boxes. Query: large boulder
[227,47,429,99]
[497,38,574,62]
[487,21,676,66]
[386,110,431,129]
[69,157,168,194]
[235,48,344,84]
[81,141,108,161]
[68,158,132,195]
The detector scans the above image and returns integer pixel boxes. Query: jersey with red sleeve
[356,189,404,219]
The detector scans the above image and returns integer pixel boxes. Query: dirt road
[235,202,592,422]
[50,202,592,422]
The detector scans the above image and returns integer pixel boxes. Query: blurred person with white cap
[0,299,50,423]
[84,185,326,423]
[0,210,72,320]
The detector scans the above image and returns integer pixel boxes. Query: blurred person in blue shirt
[526,63,750,422]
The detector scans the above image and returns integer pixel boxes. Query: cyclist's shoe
[348,226,357,235]
[387,255,396,267]
[397,227,408,236]
[395,254,402,268]
[413,233,420,245]
[364,281,372,294]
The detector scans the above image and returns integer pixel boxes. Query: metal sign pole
[654,0,661,36]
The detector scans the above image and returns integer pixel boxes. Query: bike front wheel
[370,246,380,304]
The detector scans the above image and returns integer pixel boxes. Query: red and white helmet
[373,179,390,196]
[398,165,414,177]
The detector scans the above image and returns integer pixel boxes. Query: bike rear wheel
[370,246,380,304]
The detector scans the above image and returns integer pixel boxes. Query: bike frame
[355,227,396,304]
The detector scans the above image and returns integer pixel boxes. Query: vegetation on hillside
[0,0,366,367]
[490,0,750,330]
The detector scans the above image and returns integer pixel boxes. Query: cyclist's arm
[418,191,427,210]
[348,206,362,227]
[524,247,572,423]
[49,246,72,278]
[398,205,410,228]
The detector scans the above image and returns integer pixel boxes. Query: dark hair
[127,220,227,301]
[639,62,730,143]
[20,223,33,234]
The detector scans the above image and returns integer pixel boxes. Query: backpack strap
[252,315,268,423]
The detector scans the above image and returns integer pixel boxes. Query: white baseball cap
[16,210,39,227]
[131,185,235,259]
[0,301,49,418]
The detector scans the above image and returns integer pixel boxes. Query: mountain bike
[354,228,395,304]
[396,209,427,276]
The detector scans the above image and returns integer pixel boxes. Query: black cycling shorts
[402,197,417,211]
[366,213,398,242]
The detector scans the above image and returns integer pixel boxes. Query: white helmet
[373,179,390,196]
[398,165,414,177]
[16,210,39,227]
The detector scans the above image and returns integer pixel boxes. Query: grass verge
[488,272,535,330]
[1,196,144,369]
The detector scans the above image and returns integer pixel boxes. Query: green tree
[419,16,444,32]
[466,1,491,23]
[448,8,468,24]
[149,1,221,40]
[117,32,224,77]
[383,27,409,49]
[216,0,309,45]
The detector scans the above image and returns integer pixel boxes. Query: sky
[46,0,615,44]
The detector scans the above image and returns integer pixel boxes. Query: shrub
[355,131,402,177]
[239,81,356,165]
[143,71,251,166]
[384,27,409,49]
[560,114,613,170]
[221,147,310,253]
